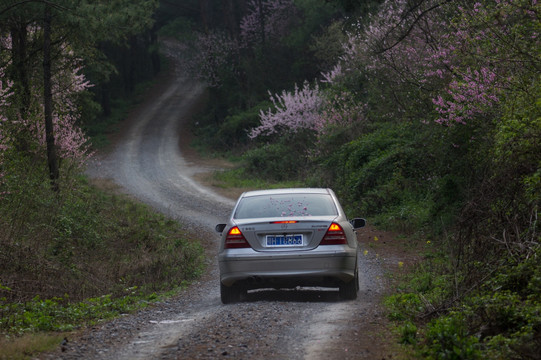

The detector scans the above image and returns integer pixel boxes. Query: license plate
[266,234,303,247]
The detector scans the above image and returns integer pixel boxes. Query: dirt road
[44,41,401,359]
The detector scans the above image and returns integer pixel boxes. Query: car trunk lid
[234,217,335,251]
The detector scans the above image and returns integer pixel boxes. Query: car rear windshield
[234,193,338,219]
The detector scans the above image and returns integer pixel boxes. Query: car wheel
[220,282,244,304]
[339,267,359,300]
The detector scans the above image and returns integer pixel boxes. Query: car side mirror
[215,224,227,233]
[350,218,366,229]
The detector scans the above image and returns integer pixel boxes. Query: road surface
[43,40,396,360]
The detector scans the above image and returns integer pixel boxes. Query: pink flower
[249,81,323,138]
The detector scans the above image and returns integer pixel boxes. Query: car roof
[240,188,332,198]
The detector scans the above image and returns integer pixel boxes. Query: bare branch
[0,0,69,16]
[376,0,454,54]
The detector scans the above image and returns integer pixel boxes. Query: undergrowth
[0,157,204,337]
[385,244,541,359]
[210,167,303,192]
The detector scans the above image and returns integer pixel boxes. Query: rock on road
[42,41,393,360]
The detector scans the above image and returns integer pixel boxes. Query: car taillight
[224,226,251,249]
[320,223,347,245]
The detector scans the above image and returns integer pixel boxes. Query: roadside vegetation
[170,0,540,358]
[0,0,539,359]
[0,156,204,355]
[0,1,202,357]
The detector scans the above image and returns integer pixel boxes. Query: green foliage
[385,245,541,359]
[0,292,160,335]
[0,154,204,335]
[285,0,337,76]
[84,97,133,148]
[194,102,269,152]
[309,20,347,72]
[325,0,384,14]
[211,167,303,192]
[315,122,454,233]
[385,293,424,321]
[243,129,316,181]
[158,17,196,41]
[423,313,481,360]
[397,321,418,345]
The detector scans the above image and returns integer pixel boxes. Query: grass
[0,162,205,357]
[85,68,165,149]
[85,97,133,149]
[211,167,304,190]
[0,333,67,360]
[0,290,173,335]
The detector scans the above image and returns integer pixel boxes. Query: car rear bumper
[219,246,358,288]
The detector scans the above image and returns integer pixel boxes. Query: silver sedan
[215,188,366,304]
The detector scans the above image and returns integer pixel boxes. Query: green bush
[385,293,424,321]
[423,312,481,360]
[243,130,316,181]
[215,106,265,150]
[385,246,541,359]
[398,321,418,345]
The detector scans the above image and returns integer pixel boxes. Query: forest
[1,0,540,358]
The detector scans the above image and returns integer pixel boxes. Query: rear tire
[220,282,244,304]
[339,267,359,300]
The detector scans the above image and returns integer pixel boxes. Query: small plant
[398,321,418,345]
[422,313,481,360]
[0,292,164,335]
[385,293,424,321]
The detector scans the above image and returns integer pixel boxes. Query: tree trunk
[150,24,161,75]
[10,23,30,111]
[257,0,265,45]
[224,0,237,38]
[10,22,31,153]
[43,4,59,191]
[199,0,210,32]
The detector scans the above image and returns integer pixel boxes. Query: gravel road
[41,41,398,360]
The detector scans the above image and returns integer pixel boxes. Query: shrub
[243,129,316,181]
[0,159,204,305]
[423,312,481,360]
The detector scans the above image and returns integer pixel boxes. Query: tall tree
[42,3,59,189]
[1,0,158,189]
[199,0,211,30]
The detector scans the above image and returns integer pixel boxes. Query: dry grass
[0,170,204,303]
[0,333,66,360]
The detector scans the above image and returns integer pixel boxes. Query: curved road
[86,74,234,228]
[59,42,392,360]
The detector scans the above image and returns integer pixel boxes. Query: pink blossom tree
[190,0,298,89]
[190,31,240,88]
[322,0,539,128]
[0,59,14,195]
[248,81,323,138]
[1,33,93,170]
[240,0,298,47]
[425,0,538,126]
[317,90,367,135]
[249,81,367,139]
[21,61,94,165]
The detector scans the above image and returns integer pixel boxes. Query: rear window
[234,193,338,219]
